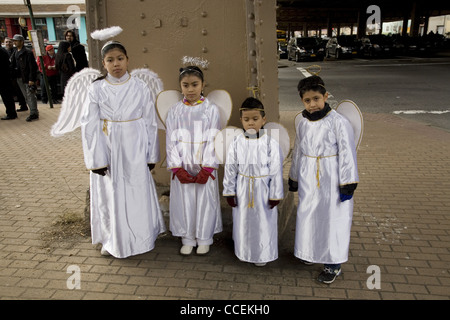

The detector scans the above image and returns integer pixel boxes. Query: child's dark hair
[179,66,204,83]
[94,41,128,82]
[297,75,327,98]
[239,97,265,117]
[101,41,128,60]
[57,40,71,54]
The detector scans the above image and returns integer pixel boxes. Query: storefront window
[54,17,69,41]
[34,18,48,40]
[0,19,7,40]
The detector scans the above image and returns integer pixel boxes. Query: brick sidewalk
[0,104,449,300]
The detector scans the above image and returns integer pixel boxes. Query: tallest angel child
[80,41,166,258]
[165,66,223,255]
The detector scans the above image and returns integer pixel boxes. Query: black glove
[339,183,357,202]
[92,167,107,176]
[226,196,237,208]
[148,163,155,171]
[288,178,298,192]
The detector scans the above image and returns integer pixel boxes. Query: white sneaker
[100,246,111,256]
[196,245,210,255]
[180,245,194,255]
[254,263,266,267]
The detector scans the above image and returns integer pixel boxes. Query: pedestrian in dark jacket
[3,36,27,111]
[55,40,76,95]
[64,29,88,72]
[9,34,39,122]
[0,46,18,120]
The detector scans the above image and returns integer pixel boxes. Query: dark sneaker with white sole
[317,266,342,284]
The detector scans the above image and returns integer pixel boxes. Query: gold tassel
[248,177,255,208]
[103,119,108,136]
[304,154,339,188]
[316,156,321,188]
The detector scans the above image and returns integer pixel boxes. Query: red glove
[226,196,237,208]
[195,168,214,184]
[268,200,280,209]
[173,168,196,184]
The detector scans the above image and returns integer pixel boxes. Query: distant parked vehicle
[359,35,394,58]
[325,35,360,59]
[287,37,325,62]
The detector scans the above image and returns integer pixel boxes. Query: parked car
[325,35,360,59]
[359,35,394,58]
[409,34,444,57]
[287,37,324,62]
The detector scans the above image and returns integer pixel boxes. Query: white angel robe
[223,130,284,263]
[289,109,359,264]
[165,98,222,245]
[81,72,166,258]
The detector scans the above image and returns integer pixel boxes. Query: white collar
[106,72,130,84]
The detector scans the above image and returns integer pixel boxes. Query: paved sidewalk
[0,103,449,301]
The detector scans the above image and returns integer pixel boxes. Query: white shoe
[100,246,111,256]
[196,245,210,255]
[254,263,266,267]
[180,245,194,255]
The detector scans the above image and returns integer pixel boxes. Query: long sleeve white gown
[165,97,222,245]
[81,72,166,258]
[289,109,359,264]
[223,130,284,263]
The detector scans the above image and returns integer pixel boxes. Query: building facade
[0,0,87,44]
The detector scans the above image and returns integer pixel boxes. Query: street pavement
[0,98,449,303]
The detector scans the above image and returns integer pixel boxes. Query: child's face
[301,90,329,114]
[240,109,266,134]
[180,74,204,104]
[102,48,129,79]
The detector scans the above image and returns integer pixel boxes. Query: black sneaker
[317,266,342,284]
[1,116,17,120]
[26,114,39,122]
[17,107,28,112]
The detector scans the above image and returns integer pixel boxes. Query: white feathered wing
[50,68,164,137]
[50,68,101,137]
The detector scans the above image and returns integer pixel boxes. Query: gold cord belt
[239,173,269,208]
[304,154,338,188]
[101,117,142,135]
[177,140,207,163]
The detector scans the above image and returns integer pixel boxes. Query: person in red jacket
[37,45,60,104]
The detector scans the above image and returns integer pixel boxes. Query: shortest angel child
[223,97,284,267]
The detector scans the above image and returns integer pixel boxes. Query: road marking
[297,67,312,78]
[393,110,450,114]
[355,62,450,67]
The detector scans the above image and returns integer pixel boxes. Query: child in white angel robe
[165,68,222,253]
[223,98,284,265]
[289,75,359,283]
[80,45,165,258]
